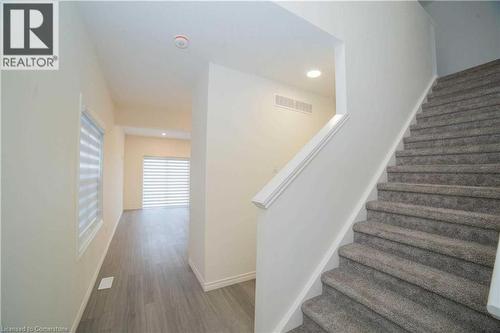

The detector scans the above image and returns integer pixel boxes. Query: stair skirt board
[290,59,500,332]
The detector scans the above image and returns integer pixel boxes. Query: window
[142,157,190,208]
[78,112,104,255]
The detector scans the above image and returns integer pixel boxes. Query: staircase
[291,59,500,333]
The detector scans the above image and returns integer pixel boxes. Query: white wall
[254,2,436,332]
[115,105,191,132]
[189,63,335,288]
[123,135,191,210]
[422,1,500,76]
[1,3,124,329]
[189,66,209,282]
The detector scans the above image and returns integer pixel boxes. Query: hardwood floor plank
[77,207,255,333]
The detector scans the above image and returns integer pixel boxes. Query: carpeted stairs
[291,59,500,333]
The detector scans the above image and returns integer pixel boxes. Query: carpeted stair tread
[412,119,500,136]
[338,243,489,314]
[378,182,500,199]
[387,163,500,174]
[425,83,500,108]
[404,126,500,144]
[427,82,499,106]
[366,200,500,231]
[403,134,500,151]
[410,108,500,131]
[436,59,500,85]
[321,267,469,333]
[386,164,500,185]
[301,295,387,333]
[387,171,500,188]
[430,72,500,97]
[378,183,500,214]
[421,94,500,115]
[418,104,499,121]
[416,108,500,129]
[396,143,500,157]
[353,221,496,267]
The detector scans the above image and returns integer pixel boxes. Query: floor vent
[274,94,312,114]
[98,277,114,290]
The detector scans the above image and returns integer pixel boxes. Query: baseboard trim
[189,258,255,292]
[204,271,256,291]
[188,258,206,289]
[70,211,123,333]
[278,75,438,333]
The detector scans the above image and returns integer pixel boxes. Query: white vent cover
[98,277,114,290]
[274,94,312,114]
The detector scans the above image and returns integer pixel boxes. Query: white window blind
[78,112,104,254]
[143,157,190,208]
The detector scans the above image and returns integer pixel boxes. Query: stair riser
[319,285,405,333]
[430,73,500,97]
[416,106,500,124]
[301,316,326,333]
[366,209,499,246]
[411,118,500,136]
[421,94,500,115]
[378,189,500,214]
[387,172,500,187]
[396,152,500,165]
[436,63,500,88]
[425,85,500,108]
[336,258,500,332]
[404,133,500,149]
[353,232,492,284]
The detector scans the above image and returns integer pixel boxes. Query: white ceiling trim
[123,127,191,140]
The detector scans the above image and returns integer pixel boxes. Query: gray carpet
[291,59,500,332]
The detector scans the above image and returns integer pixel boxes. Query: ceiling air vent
[274,94,312,114]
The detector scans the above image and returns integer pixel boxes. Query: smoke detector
[174,35,189,49]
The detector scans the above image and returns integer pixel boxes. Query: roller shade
[78,112,103,251]
[143,157,190,208]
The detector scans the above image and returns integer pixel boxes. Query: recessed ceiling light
[161,132,167,136]
[306,69,321,78]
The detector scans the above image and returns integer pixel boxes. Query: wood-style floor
[77,207,255,333]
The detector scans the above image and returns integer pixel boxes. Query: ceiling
[79,1,336,118]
